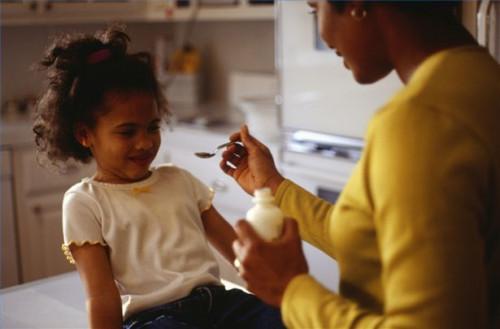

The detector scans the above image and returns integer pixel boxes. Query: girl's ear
[74,124,91,148]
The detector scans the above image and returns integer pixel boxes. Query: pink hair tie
[87,48,112,64]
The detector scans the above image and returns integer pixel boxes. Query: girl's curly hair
[33,25,169,167]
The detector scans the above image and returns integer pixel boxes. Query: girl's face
[79,90,161,184]
[309,0,393,84]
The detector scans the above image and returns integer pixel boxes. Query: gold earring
[350,8,367,21]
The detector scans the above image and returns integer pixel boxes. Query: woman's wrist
[266,174,285,196]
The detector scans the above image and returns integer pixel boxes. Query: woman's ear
[347,0,368,21]
[74,124,91,148]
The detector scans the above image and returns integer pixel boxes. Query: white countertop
[0,271,247,329]
[0,271,87,329]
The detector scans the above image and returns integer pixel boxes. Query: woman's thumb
[282,218,300,240]
[240,124,257,150]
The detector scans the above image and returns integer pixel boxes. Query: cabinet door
[1,149,21,287]
[1,0,148,25]
[19,148,95,195]
[24,195,73,281]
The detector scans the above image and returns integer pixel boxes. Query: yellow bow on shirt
[131,186,151,196]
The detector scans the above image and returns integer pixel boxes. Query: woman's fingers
[226,142,247,158]
[239,125,262,154]
[281,218,300,240]
[234,219,261,244]
[219,159,235,176]
[220,143,247,174]
[229,131,242,142]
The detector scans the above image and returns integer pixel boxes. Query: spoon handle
[216,141,236,150]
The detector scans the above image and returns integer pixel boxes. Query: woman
[220,1,500,328]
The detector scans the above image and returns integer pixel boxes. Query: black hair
[33,25,170,167]
[328,0,459,15]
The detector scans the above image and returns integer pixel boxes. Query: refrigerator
[275,0,500,292]
[277,0,500,151]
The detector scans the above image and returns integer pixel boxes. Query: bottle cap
[253,187,274,202]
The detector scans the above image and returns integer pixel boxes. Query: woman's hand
[232,218,309,307]
[220,125,284,195]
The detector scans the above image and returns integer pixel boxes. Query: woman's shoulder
[371,47,499,151]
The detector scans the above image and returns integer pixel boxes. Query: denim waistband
[124,284,225,327]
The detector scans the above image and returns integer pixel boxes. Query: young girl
[33,26,284,329]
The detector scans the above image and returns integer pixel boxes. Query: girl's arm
[70,243,122,329]
[201,205,237,264]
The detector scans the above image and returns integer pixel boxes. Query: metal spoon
[194,141,236,159]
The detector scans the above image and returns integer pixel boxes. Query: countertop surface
[0,271,88,329]
[0,271,246,329]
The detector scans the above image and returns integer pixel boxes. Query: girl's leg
[124,314,205,329]
[123,287,213,329]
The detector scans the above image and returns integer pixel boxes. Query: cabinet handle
[210,179,228,193]
[29,1,38,11]
[477,0,495,50]
[33,205,42,216]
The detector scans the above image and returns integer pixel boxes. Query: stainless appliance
[276,1,403,140]
[275,0,402,291]
[476,0,500,60]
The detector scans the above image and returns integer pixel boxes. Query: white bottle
[246,187,284,241]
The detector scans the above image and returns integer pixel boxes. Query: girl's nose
[135,133,155,150]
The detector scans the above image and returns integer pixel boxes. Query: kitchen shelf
[147,1,275,22]
[0,1,274,26]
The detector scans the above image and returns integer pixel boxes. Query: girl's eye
[148,125,161,133]
[117,130,135,137]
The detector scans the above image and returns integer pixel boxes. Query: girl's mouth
[129,153,155,166]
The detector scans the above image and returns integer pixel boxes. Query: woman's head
[311,0,392,84]
[33,25,169,173]
[309,1,460,84]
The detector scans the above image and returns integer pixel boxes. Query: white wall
[1,20,275,105]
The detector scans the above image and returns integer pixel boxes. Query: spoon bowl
[194,141,236,159]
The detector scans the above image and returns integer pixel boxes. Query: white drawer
[19,149,95,195]
[167,145,252,222]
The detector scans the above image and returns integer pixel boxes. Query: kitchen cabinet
[12,146,95,282]
[1,135,95,284]
[0,0,274,26]
[1,0,148,26]
[1,147,21,288]
[149,0,274,22]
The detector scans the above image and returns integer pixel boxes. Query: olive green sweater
[276,47,500,329]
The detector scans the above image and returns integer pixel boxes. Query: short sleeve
[61,191,107,264]
[180,169,215,213]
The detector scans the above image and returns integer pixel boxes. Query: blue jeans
[123,284,285,329]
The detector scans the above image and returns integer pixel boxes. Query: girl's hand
[232,218,309,307]
[219,125,284,195]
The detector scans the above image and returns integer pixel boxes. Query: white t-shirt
[62,164,221,319]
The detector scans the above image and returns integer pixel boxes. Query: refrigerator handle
[477,0,492,47]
